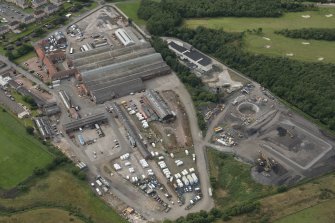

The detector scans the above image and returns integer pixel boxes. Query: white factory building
[115,28,135,46]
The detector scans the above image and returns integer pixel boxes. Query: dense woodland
[139,0,335,132]
[139,0,309,20]
[276,28,335,41]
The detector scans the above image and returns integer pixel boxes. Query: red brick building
[34,43,77,81]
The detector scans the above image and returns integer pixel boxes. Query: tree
[18,23,27,30]
[26,126,34,135]
[33,167,46,176]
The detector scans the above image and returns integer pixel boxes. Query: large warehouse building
[144,89,175,122]
[70,42,171,104]
[63,112,108,133]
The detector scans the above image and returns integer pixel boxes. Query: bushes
[23,95,38,110]
[275,28,335,41]
[224,201,260,217]
[174,202,260,223]
[70,166,87,181]
[277,185,288,193]
[33,167,47,176]
[26,126,34,135]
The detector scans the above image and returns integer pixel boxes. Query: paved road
[0,55,50,92]
[173,82,215,213]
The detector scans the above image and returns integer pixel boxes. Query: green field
[0,110,53,189]
[184,8,335,63]
[13,51,37,64]
[207,149,275,208]
[0,208,84,223]
[116,0,146,25]
[275,199,335,223]
[0,168,126,223]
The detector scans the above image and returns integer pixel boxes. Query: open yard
[207,149,275,209]
[0,110,53,190]
[0,168,125,223]
[116,0,146,25]
[184,8,335,63]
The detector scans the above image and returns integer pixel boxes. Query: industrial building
[42,102,61,116]
[34,43,77,81]
[144,89,175,122]
[115,28,134,46]
[71,42,171,104]
[63,112,108,133]
[34,116,53,139]
[17,87,46,107]
[111,102,151,159]
[168,41,212,72]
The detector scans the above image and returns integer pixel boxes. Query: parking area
[22,57,48,82]
[75,124,130,162]
[104,90,203,209]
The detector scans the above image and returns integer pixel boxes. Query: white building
[168,40,212,72]
[115,28,134,46]
[18,110,30,119]
[0,76,11,87]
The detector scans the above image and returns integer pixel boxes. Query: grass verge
[275,198,335,223]
[0,110,53,190]
[0,167,126,223]
[13,51,37,65]
[207,148,275,209]
[116,0,146,25]
[0,208,84,223]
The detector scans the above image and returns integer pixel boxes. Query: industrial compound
[1,3,335,223]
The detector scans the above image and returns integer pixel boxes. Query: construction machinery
[257,150,277,172]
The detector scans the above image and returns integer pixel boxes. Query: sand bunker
[286,53,294,57]
[301,15,311,18]
[325,14,333,18]
[265,45,271,49]
[262,37,271,41]
[302,42,310,45]
[318,57,324,61]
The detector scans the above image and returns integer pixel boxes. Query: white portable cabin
[96,188,102,196]
[191,173,198,184]
[96,179,102,186]
[187,175,194,185]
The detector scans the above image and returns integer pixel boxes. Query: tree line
[163,201,260,223]
[275,28,335,41]
[139,0,310,20]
